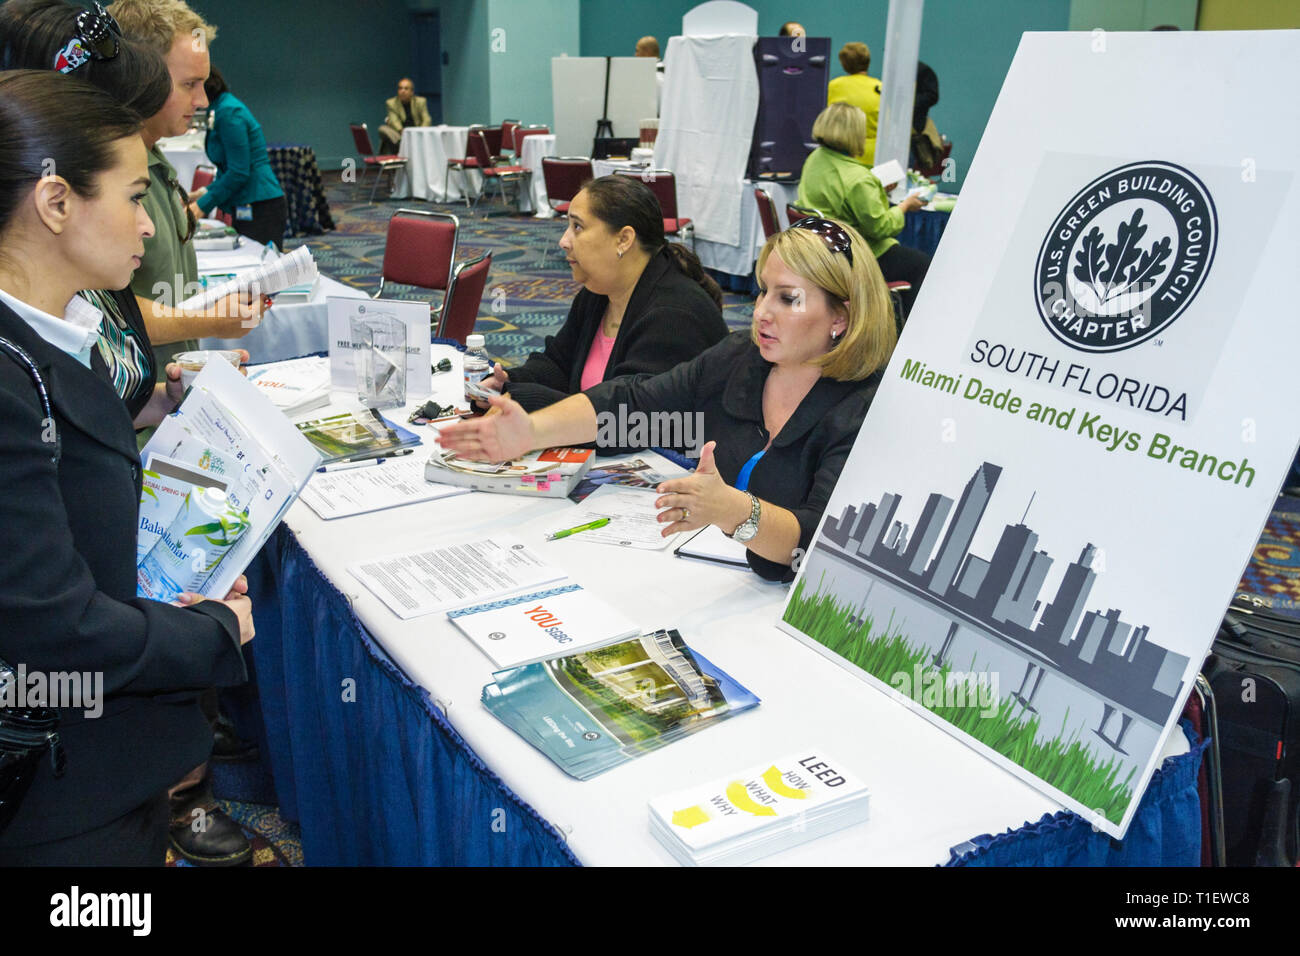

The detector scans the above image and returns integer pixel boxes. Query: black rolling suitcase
[1204,603,1300,865]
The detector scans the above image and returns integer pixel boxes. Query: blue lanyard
[735,450,765,492]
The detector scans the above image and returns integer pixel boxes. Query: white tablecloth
[518,133,557,217]
[393,125,480,203]
[195,242,369,363]
[270,349,1185,865]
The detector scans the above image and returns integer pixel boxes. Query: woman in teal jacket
[193,66,287,249]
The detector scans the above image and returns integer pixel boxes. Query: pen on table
[546,517,611,541]
[318,457,392,473]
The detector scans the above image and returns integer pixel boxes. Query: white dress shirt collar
[0,286,103,368]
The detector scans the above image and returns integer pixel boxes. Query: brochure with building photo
[482,629,760,780]
[779,31,1300,839]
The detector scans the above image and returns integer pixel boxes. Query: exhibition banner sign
[780,30,1300,838]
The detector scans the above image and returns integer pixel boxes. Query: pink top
[580,328,617,391]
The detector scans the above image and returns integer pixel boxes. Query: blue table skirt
[898,207,951,258]
[245,524,578,866]
[244,525,1205,866]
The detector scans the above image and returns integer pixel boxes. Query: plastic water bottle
[463,334,491,405]
[137,487,249,603]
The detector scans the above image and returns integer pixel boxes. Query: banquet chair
[466,129,528,216]
[753,187,780,240]
[349,122,408,203]
[436,252,493,342]
[541,157,593,216]
[615,168,693,250]
[375,209,460,327]
[499,120,521,157]
[191,165,232,226]
[512,125,550,156]
[786,201,821,222]
[445,124,489,208]
[480,126,505,160]
[540,157,592,264]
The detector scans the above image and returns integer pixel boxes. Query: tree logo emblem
[1034,161,1216,352]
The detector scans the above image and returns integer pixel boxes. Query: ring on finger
[680,507,690,521]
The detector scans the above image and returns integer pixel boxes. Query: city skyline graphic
[811,461,1189,756]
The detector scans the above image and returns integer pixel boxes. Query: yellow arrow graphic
[726,780,778,816]
[762,765,810,800]
[671,805,711,829]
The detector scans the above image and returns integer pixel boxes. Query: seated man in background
[379,77,429,154]
[828,41,880,167]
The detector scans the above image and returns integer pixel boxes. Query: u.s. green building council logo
[1035,161,1217,352]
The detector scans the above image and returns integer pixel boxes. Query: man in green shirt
[111,0,261,869]
[111,0,264,381]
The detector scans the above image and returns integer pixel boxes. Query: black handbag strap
[0,334,60,465]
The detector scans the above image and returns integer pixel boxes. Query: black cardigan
[505,246,728,412]
[0,301,246,852]
[585,332,882,582]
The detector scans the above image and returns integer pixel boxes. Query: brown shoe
[168,806,252,867]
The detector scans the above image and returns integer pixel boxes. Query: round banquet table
[394,125,482,203]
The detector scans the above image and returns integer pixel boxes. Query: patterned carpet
[288,172,755,369]
[1236,493,1300,621]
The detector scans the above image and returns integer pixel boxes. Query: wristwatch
[727,493,761,543]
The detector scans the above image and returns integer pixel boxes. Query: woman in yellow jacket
[827,41,880,166]
[797,102,930,316]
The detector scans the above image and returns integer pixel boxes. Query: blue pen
[317,457,390,474]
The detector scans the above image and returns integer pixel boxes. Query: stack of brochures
[191,224,240,251]
[448,582,639,668]
[246,356,331,416]
[482,629,760,780]
[295,407,422,463]
[648,751,871,866]
[426,446,594,498]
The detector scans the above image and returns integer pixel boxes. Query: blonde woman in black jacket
[444,217,896,581]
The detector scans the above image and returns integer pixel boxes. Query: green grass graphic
[785,575,1135,823]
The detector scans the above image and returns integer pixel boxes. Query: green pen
[546,517,611,541]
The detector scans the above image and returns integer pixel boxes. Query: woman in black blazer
[442,217,898,582]
[482,175,729,412]
[0,73,253,865]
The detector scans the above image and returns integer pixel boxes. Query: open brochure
[136,357,319,602]
[176,244,317,311]
[482,629,760,780]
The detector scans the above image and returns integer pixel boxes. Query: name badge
[236,204,254,221]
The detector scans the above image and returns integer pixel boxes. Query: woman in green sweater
[797,102,930,316]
